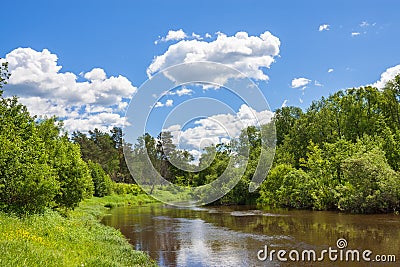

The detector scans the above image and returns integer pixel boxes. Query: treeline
[259,79,400,213]
[0,62,140,214]
[124,127,269,205]
[2,57,400,214]
[129,76,400,213]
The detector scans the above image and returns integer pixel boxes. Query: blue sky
[1,0,400,149]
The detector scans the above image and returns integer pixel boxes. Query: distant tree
[72,128,120,180]
[87,160,113,197]
[274,106,302,145]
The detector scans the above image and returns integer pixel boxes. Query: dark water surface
[101,204,400,266]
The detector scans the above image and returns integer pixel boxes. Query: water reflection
[102,205,400,266]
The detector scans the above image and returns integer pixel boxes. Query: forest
[1,60,400,214]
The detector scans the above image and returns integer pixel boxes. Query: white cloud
[169,87,193,96]
[164,104,273,150]
[3,47,136,133]
[191,32,202,40]
[351,32,361,36]
[205,33,212,38]
[156,29,187,44]
[84,68,106,81]
[291,77,311,88]
[328,68,334,73]
[147,31,281,84]
[314,80,323,86]
[318,24,330,31]
[154,99,173,108]
[371,64,400,89]
[155,101,164,108]
[360,21,369,27]
[165,99,174,107]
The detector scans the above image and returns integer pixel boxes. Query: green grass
[0,194,158,267]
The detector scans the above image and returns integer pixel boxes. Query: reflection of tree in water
[102,205,180,266]
[103,205,400,266]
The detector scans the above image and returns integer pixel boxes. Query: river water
[101,204,400,266]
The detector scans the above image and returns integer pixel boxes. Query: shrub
[0,98,59,214]
[87,160,113,197]
[337,148,400,213]
[258,164,294,207]
[276,169,314,209]
[112,183,143,195]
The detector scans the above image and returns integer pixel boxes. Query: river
[101,204,400,266]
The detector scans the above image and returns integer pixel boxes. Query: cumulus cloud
[84,68,106,81]
[328,68,334,73]
[154,99,174,108]
[147,31,281,84]
[291,77,311,88]
[319,24,330,31]
[165,99,174,106]
[371,64,400,89]
[2,47,136,133]
[169,87,193,96]
[191,32,202,40]
[156,29,187,44]
[351,32,361,36]
[163,104,273,150]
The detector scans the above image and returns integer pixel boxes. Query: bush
[0,98,59,214]
[51,137,94,209]
[337,148,400,213]
[258,164,294,207]
[112,183,143,195]
[276,169,314,209]
[87,161,113,197]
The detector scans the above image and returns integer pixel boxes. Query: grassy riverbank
[0,194,158,267]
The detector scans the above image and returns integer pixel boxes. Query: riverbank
[0,194,158,267]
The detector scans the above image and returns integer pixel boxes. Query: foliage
[72,127,133,183]
[337,148,400,213]
[258,164,295,207]
[0,97,59,214]
[112,183,143,195]
[0,64,94,213]
[87,160,113,197]
[37,118,94,209]
[1,57,400,214]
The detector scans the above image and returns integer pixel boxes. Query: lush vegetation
[126,76,400,213]
[0,60,145,214]
[1,57,400,216]
[258,80,400,213]
[0,61,157,266]
[0,194,156,267]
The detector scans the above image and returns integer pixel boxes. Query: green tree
[338,148,400,213]
[37,118,94,209]
[258,164,294,207]
[0,98,59,214]
[72,129,120,180]
[87,160,113,197]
